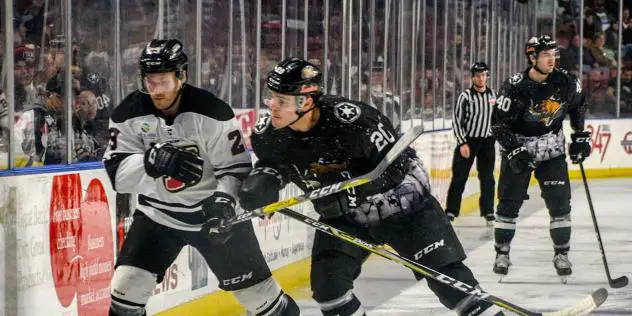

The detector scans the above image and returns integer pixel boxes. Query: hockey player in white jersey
[103,39,300,316]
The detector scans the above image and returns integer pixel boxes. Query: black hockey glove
[201,191,237,240]
[144,142,204,183]
[238,167,283,212]
[569,131,591,164]
[506,146,536,174]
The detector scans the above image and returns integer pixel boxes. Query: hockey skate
[493,254,511,282]
[553,253,572,284]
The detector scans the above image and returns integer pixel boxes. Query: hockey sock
[319,291,366,316]
[550,214,571,254]
[494,215,516,254]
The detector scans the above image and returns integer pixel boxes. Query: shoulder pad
[333,102,362,123]
[509,72,524,85]
[183,86,234,121]
[253,112,272,134]
[110,91,154,123]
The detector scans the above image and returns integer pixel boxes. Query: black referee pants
[446,137,496,217]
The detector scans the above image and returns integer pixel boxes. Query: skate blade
[498,275,505,283]
[559,275,569,284]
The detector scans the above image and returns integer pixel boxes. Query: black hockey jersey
[492,68,586,151]
[103,85,252,231]
[251,95,414,210]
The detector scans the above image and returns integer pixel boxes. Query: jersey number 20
[370,122,396,152]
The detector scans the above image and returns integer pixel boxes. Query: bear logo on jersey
[527,97,563,127]
[334,102,361,123]
[163,143,202,192]
[254,112,272,134]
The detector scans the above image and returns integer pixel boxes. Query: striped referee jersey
[452,87,497,145]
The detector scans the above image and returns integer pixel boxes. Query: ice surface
[295,178,632,315]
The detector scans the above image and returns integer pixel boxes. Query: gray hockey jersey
[103,85,252,231]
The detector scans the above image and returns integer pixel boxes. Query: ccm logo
[435,274,490,300]
[222,272,253,286]
[413,239,445,261]
[543,180,565,186]
[309,183,342,199]
[305,217,330,231]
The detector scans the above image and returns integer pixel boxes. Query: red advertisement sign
[586,124,611,163]
[49,174,114,315]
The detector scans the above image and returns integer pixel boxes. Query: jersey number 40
[496,95,512,112]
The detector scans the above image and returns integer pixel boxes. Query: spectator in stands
[559,33,581,74]
[583,9,601,41]
[72,89,102,162]
[582,37,599,69]
[14,45,38,112]
[605,18,619,52]
[607,67,632,116]
[13,84,65,167]
[586,69,611,117]
[21,0,47,46]
[590,32,616,68]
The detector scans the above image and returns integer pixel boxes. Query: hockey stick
[277,207,608,316]
[218,125,425,229]
[579,163,629,289]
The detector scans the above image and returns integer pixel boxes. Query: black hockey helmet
[525,35,557,62]
[470,62,489,75]
[139,39,188,78]
[267,57,322,96]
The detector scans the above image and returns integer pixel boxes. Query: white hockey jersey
[103,85,252,231]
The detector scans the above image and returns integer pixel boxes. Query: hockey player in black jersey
[102,39,300,316]
[239,57,504,316]
[491,35,591,283]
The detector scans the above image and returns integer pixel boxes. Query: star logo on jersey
[509,73,523,85]
[87,72,100,84]
[334,102,361,123]
[254,112,272,134]
[163,144,202,193]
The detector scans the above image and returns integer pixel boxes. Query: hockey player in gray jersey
[491,36,591,283]
[103,39,300,316]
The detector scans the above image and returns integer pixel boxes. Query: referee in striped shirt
[446,62,497,226]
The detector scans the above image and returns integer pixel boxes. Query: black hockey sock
[459,300,506,316]
[279,294,301,316]
[109,306,146,316]
[494,215,516,254]
[320,293,365,316]
[550,215,571,254]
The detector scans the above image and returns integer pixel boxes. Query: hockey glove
[506,146,536,174]
[201,191,237,240]
[569,131,591,164]
[144,142,204,183]
[238,167,283,212]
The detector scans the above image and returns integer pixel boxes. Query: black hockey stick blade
[220,125,424,229]
[540,287,608,316]
[609,276,629,288]
[276,208,608,316]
